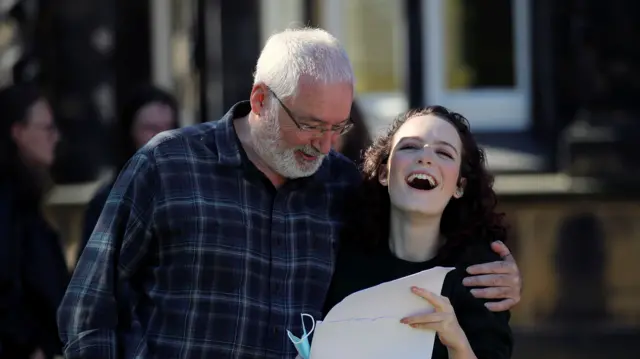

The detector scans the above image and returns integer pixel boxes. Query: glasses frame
[268,88,354,136]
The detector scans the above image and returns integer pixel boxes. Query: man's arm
[77,184,111,261]
[463,241,522,312]
[57,152,158,359]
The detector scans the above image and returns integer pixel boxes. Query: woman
[0,83,69,359]
[324,106,512,358]
[78,85,179,258]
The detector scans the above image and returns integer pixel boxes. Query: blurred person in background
[334,101,372,167]
[77,85,179,260]
[0,83,68,359]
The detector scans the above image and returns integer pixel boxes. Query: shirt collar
[213,101,247,168]
[212,101,332,184]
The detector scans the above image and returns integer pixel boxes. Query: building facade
[5,1,638,357]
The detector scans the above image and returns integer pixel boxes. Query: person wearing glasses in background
[58,28,521,359]
[1,83,67,359]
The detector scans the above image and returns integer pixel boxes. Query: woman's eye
[400,144,419,150]
[437,151,453,159]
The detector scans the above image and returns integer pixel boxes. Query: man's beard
[250,106,325,179]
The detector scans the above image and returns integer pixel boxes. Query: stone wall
[500,196,640,358]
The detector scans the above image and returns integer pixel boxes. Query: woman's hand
[400,287,474,356]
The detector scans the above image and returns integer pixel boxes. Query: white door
[423,0,532,132]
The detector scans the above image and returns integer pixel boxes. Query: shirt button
[273,326,280,335]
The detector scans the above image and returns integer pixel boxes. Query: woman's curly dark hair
[343,105,507,258]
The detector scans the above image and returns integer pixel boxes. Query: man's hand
[463,241,522,312]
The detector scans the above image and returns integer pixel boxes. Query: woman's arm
[0,189,37,355]
[450,270,513,359]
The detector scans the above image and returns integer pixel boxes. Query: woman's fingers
[406,322,441,331]
[400,312,445,325]
[402,288,468,350]
[410,286,451,312]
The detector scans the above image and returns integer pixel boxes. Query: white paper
[309,266,455,359]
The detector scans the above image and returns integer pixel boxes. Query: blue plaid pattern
[58,102,361,359]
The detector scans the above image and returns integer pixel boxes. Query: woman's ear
[378,164,389,187]
[454,177,467,198]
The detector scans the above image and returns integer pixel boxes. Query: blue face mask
[286,313,316,359]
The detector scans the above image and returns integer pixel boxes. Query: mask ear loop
[301,313,316,339]
[287,313,317,344]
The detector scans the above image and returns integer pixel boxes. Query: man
[58,28,521,359]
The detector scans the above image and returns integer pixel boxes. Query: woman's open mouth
[405,172,438,191]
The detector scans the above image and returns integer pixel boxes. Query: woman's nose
[417,145,435,165]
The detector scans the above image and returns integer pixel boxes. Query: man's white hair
[253,27,355,99]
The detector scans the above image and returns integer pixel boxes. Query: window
[423,0,532,131]
[316,0,408,133]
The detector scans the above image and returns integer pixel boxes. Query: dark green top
[323,241,513,359]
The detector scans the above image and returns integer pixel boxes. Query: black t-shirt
[323,241,513,359]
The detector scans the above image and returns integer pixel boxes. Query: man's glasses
[268,88,354,136]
